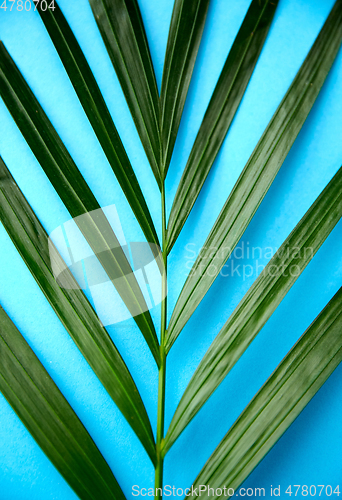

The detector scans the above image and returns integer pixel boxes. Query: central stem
[155,183,167,498]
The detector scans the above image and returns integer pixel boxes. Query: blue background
[0,0,341,498]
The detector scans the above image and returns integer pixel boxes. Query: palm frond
[160,0,210,176]
[0,156,156,464]
[166,0,342,349]
[164,165,342,453]
[0,43,160,366]
[0,0,341,496]
[191,287,342,496]
[89,0,162,185]
[167,0,279,252]
[0,304,126,500]
[37,1,159,250]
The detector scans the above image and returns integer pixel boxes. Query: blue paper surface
[0,0,341,498]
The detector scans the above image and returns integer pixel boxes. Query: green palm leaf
[166,0,342,350]
[0,304,126,500]
[89,0,162,186]
[0,0,341,495]
[160,0,210,175]
[163,164,342,454]
[166,0,279,252]
[37,0,159,250]
[0,43,160,366]
[191,287,342,497]
[0,156,156,465]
